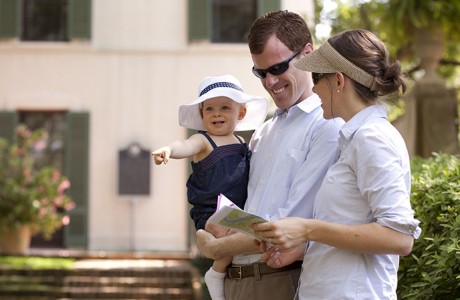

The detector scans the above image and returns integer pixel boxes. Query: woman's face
[312,73,335,119]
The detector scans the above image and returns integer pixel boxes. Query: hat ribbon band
[199,82,243,97]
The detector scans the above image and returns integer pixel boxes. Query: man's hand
[196,229,222,260]
[261,244,305,268]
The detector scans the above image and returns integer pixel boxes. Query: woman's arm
[253,218,414,256]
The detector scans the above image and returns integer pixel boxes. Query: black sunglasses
[312,72,333,85]
[252,51,301,79]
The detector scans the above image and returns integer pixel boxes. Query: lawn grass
[0,256,75,269]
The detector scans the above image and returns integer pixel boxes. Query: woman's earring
[337,90,340,93]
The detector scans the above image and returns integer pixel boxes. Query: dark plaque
[118,143,151,195]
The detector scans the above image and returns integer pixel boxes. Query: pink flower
[39,207,47,217]
[40,198,49,206]
[54,196,63,206]
[62,215,70,225]
[64,202,76,211]
[34,140,46,151]
[58,180,71,193]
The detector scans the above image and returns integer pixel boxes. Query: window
[22,0,69,41]
[0,0,91,41]
[189,0,280,43]
[19,111,67,247]
[19,111,67,170]
[0,111,90,248]
[211,0,256,43]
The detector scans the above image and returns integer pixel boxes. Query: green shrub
[398,153,460,299]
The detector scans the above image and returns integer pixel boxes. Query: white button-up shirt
[298,104,421,299]
[233,94,344,264]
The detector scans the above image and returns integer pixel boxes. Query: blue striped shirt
[233,94,344,264]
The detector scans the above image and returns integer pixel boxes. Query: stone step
[0,287,195,299]
[0,275,192,288]
[0,259,202,300]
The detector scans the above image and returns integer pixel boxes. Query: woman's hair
[248,10,312,54]
[329,29,407,104]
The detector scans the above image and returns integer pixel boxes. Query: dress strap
[234,134,244,144]
[199,131,218,149]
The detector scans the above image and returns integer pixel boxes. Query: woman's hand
[253,217,310,250]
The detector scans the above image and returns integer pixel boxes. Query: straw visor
[178,75,268,131]
[295,41,377,90]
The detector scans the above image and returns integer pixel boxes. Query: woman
[253,29,421,299]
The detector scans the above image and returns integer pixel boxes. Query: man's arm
[196,229,260,260]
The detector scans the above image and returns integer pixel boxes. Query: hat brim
[178,88,268,131]
[294,46,337,73]
[295,41,376,89]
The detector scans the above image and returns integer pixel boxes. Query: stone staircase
[0,259,202,300]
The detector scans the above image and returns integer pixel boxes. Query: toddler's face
[201,97,245,135]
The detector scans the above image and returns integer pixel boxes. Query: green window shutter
[0,111,17,142]
[0,0,19,39]
[257,0,280,16]
[68,0,91,40]
[188,0,210,42]
[64,112,89,248]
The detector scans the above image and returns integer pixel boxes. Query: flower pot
[0,226,32,255]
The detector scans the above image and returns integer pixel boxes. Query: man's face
[251,35,313,110]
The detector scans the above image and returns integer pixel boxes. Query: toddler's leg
[204,256,231,300]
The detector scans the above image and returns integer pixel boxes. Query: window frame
[0,111,90,249]
[188,0,280,43]
[0,0,91,41]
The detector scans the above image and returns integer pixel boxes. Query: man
[197,10,343,299]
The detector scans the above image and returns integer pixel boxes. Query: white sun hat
[178,75,268,131]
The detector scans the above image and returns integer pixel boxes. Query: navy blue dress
[187,131,250,230]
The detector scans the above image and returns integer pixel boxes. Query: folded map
[207,193,268,239]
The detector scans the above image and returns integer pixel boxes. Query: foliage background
[398,153,460,299]
[312,0,460,124]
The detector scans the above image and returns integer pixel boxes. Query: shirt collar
[339,104,388,141]
[274,93,322,116]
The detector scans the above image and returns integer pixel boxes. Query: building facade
[0,0,314,253]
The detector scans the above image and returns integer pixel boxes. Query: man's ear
[238,105,247,121]
[303,43,314,55]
